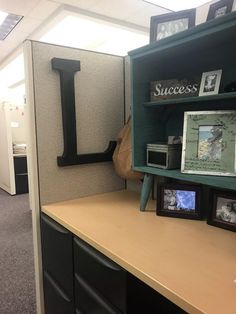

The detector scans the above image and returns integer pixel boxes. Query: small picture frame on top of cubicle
[207,189,236,232]
[207,0,234,21]
[149,9,196,43]
[156,183,203,220]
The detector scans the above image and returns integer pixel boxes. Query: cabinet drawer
[74,237,127,313]
[43,271,74,314]
[41,214,73,297]
[14,156,27,174]
[75,273,122,314]
[15,174,28,194]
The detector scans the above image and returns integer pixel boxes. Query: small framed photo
[207,190,236,232]
[207,0,234,21]
[181,110,236,176]
[199,69,222,96]
[150,9,196,43]
[156,183,202,219]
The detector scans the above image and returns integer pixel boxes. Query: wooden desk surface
[42,190,236,314]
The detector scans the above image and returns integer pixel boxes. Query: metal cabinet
[41,214,74,314]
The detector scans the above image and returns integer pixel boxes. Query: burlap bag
[113,118,143,180]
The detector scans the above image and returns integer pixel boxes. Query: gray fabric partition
[28,41,125,205]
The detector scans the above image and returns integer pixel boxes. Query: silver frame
[199,69,222,96]
[181,110,236,176]
[147,148,168,169]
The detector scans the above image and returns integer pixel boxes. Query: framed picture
[207,0,234,21]
[207,189,236,232]
[181,110,236,176]
[149,9,196,43]
[199,69,222,96]
[156,183,202,219]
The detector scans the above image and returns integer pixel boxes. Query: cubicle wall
[0,104,14,194]
[0,103,27,195]
[24,40,126,314]
[25,40,125,206]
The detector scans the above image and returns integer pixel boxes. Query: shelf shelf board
[134,166,236,190]
[143,92,236,108]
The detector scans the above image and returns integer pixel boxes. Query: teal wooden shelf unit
[128,12,236,209]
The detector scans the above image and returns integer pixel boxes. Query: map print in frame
[181,110,236,176]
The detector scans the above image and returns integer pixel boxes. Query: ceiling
[0,0,172,67]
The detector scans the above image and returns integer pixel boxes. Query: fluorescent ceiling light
[0,10,23,40]
[0,10,8,25]
[40,14,148,56]
[144,0,211,11]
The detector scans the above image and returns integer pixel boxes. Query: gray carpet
[0,188,36,314]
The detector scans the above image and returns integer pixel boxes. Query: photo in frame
[207,189,236,232]
[149,9,196,43]
[181,111,236,176]
[207,0,234,21]
[199,69,222,96]
[156,183,203,219]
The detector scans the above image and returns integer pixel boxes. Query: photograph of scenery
[163,189,196,211]
[216,197,236,224]
[198,125,223,161]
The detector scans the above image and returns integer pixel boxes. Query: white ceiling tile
[7,16,43,35]
[125,2,170,27]
[28,0,61,19]
[0,0,41,15]
[90,0,148,19]
[53,0,100,10]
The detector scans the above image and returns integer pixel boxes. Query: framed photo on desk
[156,183,202,219]
[207,189,236,232]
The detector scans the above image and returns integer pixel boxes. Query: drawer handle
[74,237,122,271]
[44,271,71,303]
[41,214,68,234]
[75,274,121,314]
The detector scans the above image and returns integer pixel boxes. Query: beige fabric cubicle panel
[27,41,125,205]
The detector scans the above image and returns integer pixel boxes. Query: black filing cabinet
[74,237,126,314]
[13,155,28,194]
[41,214,74,314]
[41,213,186,314]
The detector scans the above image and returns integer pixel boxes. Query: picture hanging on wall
[181,110,236,176]
[207,189,236,232]
[156,183,203,220]
[207,0,234,21]
[149,9,196,43]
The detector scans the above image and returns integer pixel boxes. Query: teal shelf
[143,92,236,108]
[134,166,236,190]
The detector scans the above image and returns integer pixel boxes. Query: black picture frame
[207,0,234,21]
[156,183,202,220]
[207,189,236,232]
[149,9,196,43]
